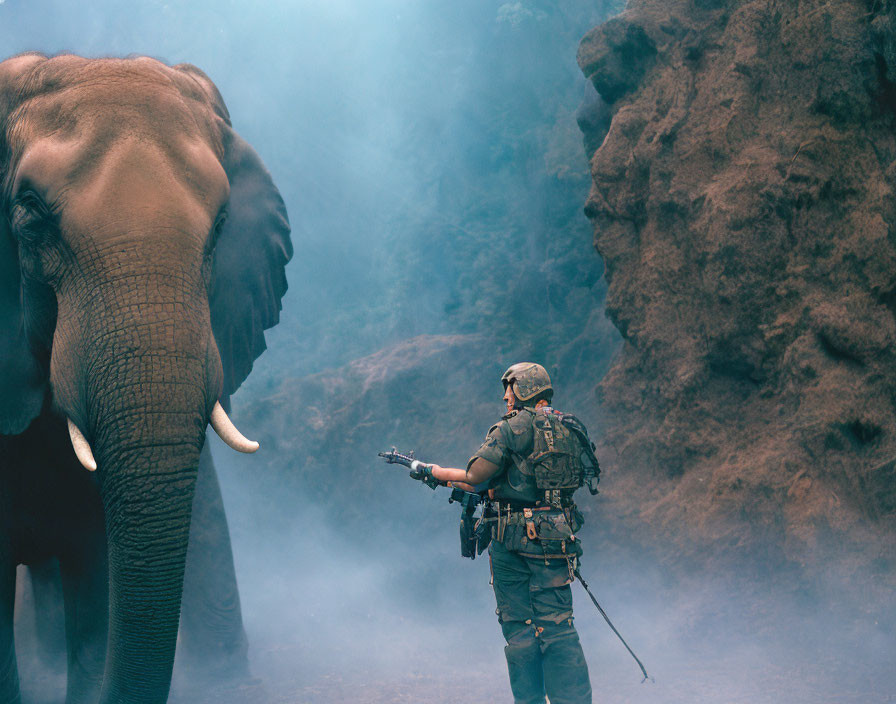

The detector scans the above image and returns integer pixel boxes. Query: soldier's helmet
[501,362,553,403]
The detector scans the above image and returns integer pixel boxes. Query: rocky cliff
[577,0,896,589]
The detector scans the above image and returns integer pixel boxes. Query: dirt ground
[185,631,895,704]
[19,634,896,704]
[173,660,895,704]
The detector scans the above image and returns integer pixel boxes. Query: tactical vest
[492,407,589,506]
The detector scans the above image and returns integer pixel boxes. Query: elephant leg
[178,441,250,679]
[60,532,108,704]
[28,558,68,669]
[0,547,21,704]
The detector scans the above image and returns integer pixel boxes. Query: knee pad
[534,619,581,649]
[502,619,539,646]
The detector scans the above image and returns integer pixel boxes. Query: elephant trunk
[98,431,200,704]
[92,357,213,704]
[50,264,222,703]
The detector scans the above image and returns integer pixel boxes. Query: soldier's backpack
[528,408,601,499]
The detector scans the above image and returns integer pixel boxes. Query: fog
[2,1,894,702]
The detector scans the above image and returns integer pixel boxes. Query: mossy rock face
[578,0,896,584]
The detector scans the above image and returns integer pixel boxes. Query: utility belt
[491,502,555,522]
[489,502,582,564]
[457,495,583,562]
[493,489,575,512]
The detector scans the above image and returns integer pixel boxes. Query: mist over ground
[3,1,894,702]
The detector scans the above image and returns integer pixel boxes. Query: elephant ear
[211,127,292,398]
[173,63,292,397]
[0,54,49,434]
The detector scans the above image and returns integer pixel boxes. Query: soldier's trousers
[490,540,592,704]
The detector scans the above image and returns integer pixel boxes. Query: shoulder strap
[532,411,556,452]
[504,409,537,476]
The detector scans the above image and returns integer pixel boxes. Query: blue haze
[5,2,888,703]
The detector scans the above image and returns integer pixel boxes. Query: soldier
[427,363,593,704]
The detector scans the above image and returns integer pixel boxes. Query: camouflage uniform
[470,408,592,704]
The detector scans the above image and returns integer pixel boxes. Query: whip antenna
[575,569,653,683]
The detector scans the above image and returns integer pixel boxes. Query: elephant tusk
[68,419,98,472]
[210,402,259,454]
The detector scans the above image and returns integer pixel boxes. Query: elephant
[0,53,292,704]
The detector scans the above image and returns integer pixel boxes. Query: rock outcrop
[578,0,896,585]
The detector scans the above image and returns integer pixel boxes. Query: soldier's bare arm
[430,457,500,487]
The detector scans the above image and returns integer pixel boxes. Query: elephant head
[0,54,291,702]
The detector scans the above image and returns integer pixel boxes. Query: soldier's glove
[409,461,441,490]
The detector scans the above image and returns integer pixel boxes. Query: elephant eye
[12,191,55,229]
[10,192,62,270]
[14,190,51,218]
[208,210,227,251]
[202,210,227,286]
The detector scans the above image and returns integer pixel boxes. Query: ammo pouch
[459,510,492,560]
